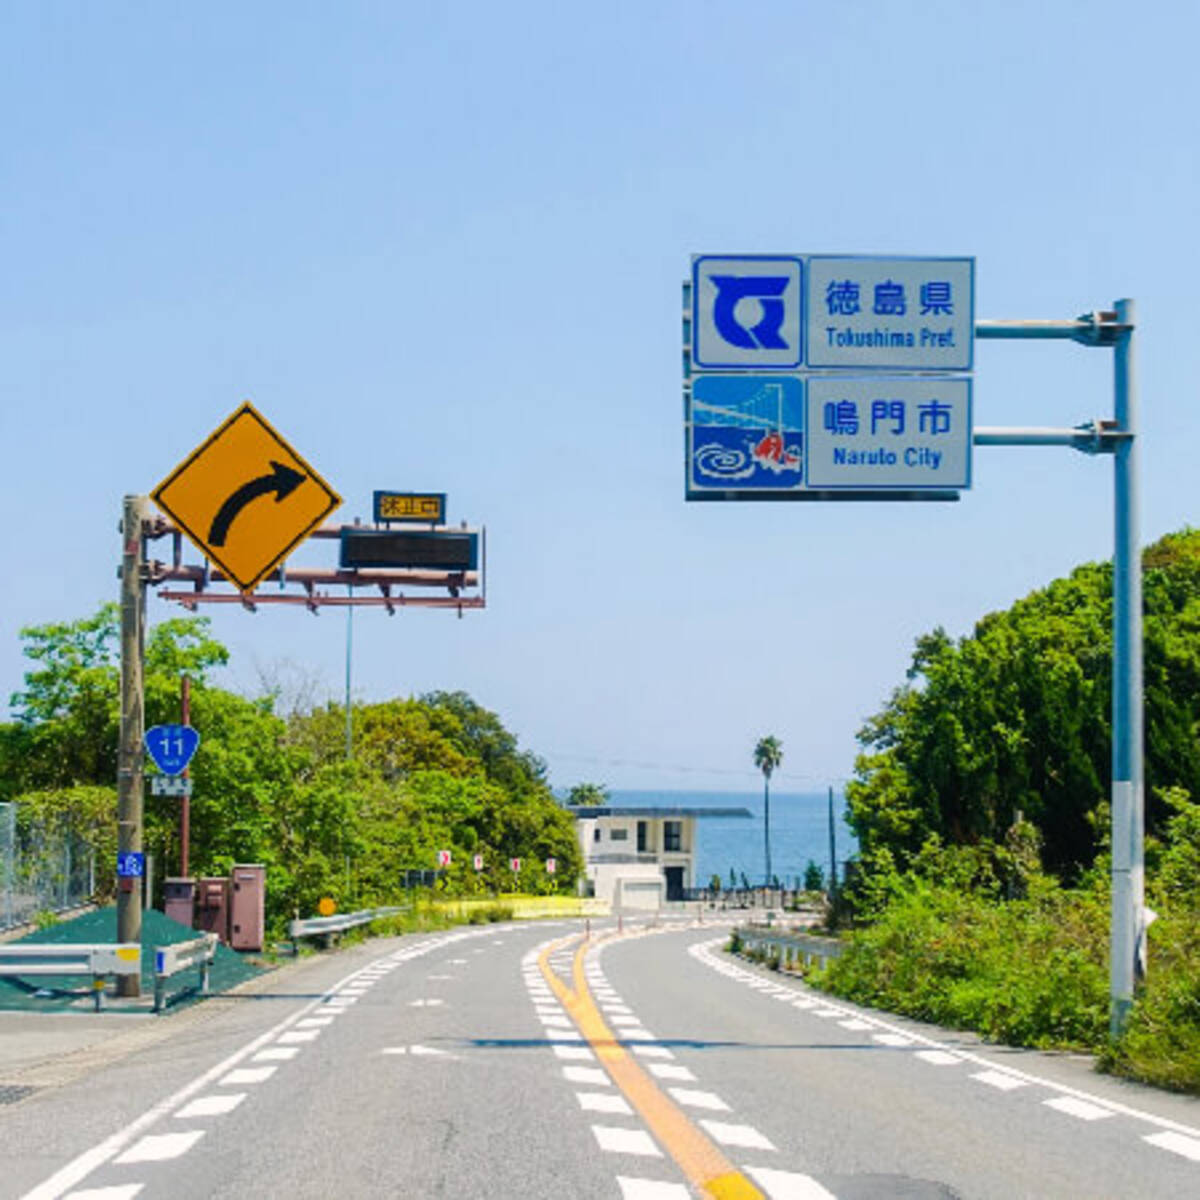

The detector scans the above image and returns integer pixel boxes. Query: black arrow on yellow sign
[208,461,307,548]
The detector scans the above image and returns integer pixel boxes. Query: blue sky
[3,2,1198,792]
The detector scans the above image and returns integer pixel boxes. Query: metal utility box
[195,876,230,943]
[229,864,265,952]
[163,877,196,929]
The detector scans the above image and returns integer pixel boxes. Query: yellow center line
[539,933,764,1200]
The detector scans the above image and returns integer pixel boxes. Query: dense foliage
[847,529,1200,879]
[823,530,1200,1092]
[3,605,582,930]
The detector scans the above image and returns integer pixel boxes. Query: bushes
[818,874,1110,1050]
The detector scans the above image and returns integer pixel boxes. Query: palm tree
[753,735,783,886]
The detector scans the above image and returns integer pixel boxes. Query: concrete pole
[117,495,149,996]
[1110,299,1143,1038]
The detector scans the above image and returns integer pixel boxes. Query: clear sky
[3,2,1198,793]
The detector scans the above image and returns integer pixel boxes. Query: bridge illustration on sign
[690,377,804,487]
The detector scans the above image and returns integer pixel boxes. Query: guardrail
[153,933,219,1013]
[734,926,844,971]
[288,906,405,946]
[0,943,140,1011]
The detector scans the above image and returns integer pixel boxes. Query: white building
[569,805,752,910]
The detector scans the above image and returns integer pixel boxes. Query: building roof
[567,806,752,819]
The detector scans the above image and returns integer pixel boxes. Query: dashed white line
[1044,1096,1114,1121]
[743,1165,839,1198]
[219,1066,276,1086]
[593,1126,663,1156]
[113,1132,205,1165]
[174,1094,246,1119]
[914,1050,961,1066]
[276,1030,320,1044]
[1145,1130,1200,1161]
[554,1045,595,1061]
[563,1065,610,1086]
[837,1019,874,1032]
[871,1033,913,1047]
[647,1063,696,1082]
[616,1177,690,1199]
[252,1047,299,1063]
[667,1087,729,1112]
[576,1091,634,1115]
[63,1187,144,1200]
[972,1069,1026,1091]
[699,1121,776,1151]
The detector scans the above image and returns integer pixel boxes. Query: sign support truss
[974,301,1141,1038]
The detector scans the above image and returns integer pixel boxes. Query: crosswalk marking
[744,1165,839,1198]
[698,1121,776,1151]
[576,1091,634,1115]
[667,1087,729,1112]
[563,1065,610,1086]
[616,1177,691,1199]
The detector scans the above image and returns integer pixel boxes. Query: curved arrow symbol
[208,461,307,547]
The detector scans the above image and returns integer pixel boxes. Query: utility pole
[827,786,838,894]
[117,494,149,997]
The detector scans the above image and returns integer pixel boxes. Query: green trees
[753,735,783,886]
[846,530,1200,881]
[565,782,609,807]
[5,605,582,929]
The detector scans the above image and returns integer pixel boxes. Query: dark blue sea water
[606,789,857,889]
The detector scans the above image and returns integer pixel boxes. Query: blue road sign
[117,852,145,879]
[692,256,804,369]
[144,724,200,776]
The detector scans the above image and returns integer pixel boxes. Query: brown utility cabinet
[163,877,196,929]
[229,863,266,951]
[195,876,230,943]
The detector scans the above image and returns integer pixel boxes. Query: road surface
[3,917,1199,1198]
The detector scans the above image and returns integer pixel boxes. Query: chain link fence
[0,802,96,932]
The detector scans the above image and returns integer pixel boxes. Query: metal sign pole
[975,302,1142,1036]
[1111,298,1142,1036]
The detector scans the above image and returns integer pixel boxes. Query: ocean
[605,789,857,889]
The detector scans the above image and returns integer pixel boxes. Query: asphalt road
[2,917,1200,1199]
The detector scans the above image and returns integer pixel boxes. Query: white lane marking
[411,1045,454,1058]
[252,1047,299,1062]
[972,1069,1027,1091]
[312,1006,348,1017]
[914,1050,962,1066]
[427,974,454,981]
[219,1067,276,1086]
[744,1165,839,1199]
[1044,1096,1114,1121]
[550,1030,584,1041]
[632,1045,674,1060]
[593,1126,663,1157]
[448,958,468,964]
[576,1091,634,1115]
[113,1131,205,1165]
[1145,1130,1200,1161]
[838,1019,874,1032]
[63,1189,144,1200]
[872,1033,913,1047]
[698,1121,776,1151]
[381,1047,409,1055]
[609,1015,642,1026]
[540,1015,574,1028]
[554,1045,596,1061]
[811,1009,841,1018]
[667,1087,729,1112]
[295,1017,335,1028]
[174,1093,246,1119]
[409,998,445,1008]
[603,1005,634,1016]
[276,1030,320,1044]
[616,1177,691,1199]
[564,1065,611,1086]
[694,937,1200,1142]
[648,1064,696,1082]
[621,1030,655,1041]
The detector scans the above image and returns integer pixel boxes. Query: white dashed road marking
[914,1050,961,1066]
[113,1132,205,1165]
[972,1070,1026,1091]
[593,1126,663,1157]
[616,1177,691,1199]
[576,1092,634,1115]
[667,1088,730,1112]
[1144,1131,1200,1161]
[744,1165,840,1198]
[699,1120,776,1151]
[174,1094,246,1119]
[1044,1096,1114,1121]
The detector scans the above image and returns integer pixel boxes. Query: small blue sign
[144,724,200,776]
[117,852,145,879]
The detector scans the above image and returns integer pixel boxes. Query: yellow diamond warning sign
[152,403,341,593]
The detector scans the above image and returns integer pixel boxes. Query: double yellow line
[539,934,763,1200]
